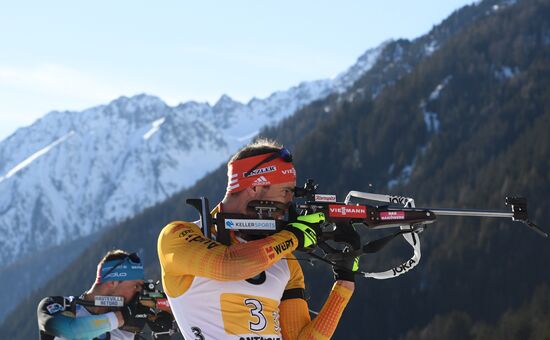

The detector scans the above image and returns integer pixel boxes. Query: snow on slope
[0,44,385,267]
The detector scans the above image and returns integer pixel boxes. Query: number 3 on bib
[245,298,267,331]
[220,293,281,336]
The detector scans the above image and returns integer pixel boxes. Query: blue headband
[98,257,144,283]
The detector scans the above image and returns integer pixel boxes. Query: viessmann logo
[328,205,367,218]
[156,299,170,309]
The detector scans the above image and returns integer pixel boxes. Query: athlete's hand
[120,295,149,333]
[331,225,361,282]
[285,212,325,250]
[332,246,360,282]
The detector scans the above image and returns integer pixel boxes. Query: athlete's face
[259,181,296,203]
[112,279,144,303]
[254,181,296,219]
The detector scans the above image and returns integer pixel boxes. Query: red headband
[227,153,296,193]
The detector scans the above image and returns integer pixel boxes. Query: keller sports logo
[328,205,367,218]
[252,176,271,186]
[225,219,277,230]
[380,211,406,221]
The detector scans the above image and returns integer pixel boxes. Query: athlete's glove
[331,225,361,282]
[285,212,325,251]
[332,246,360,282]
[120,295,149,333]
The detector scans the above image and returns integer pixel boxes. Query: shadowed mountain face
[3,0,549,338]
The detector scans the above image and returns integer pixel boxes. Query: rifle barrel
[425,208,513,218]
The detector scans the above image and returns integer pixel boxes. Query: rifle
[73,279,177,337]
[187,179,547,280]
[139,280,178,338]
[73,279,172,311]
[139,279,171,313]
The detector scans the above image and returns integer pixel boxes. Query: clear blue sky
[0,0,476,141]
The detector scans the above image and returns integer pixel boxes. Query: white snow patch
[429,76,453,101]
[489,0,517,13]
[424,40,439,56]
[419,76,451,133]
[393,43,404,61]
[429,85,444,101]
[0,131,74,183]
[388,162,414,189]
[143,117,166,140]
[423,111,441,133]
[401,164,413,179]
[494,66,519,80]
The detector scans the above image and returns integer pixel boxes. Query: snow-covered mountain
[0,43,386,268]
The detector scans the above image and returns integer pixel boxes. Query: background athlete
[158,139,359,339]
[37,250,155,339]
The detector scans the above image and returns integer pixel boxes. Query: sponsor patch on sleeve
[46,303,65,314]
[265,246,275,260]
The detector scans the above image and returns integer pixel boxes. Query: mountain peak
[331,41,389,92]
[108,93,167,114]
[213,94,243,112]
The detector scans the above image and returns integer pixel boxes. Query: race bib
[220,293,281,336]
